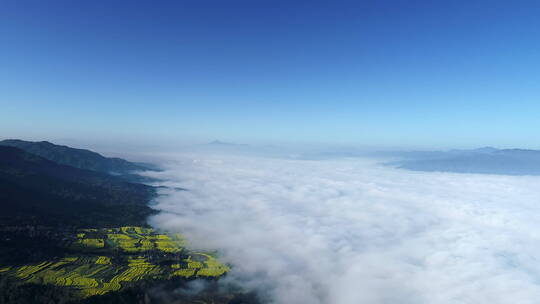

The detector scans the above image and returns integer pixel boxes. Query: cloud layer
[147,153,540,304]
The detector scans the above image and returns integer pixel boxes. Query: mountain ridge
[0,139,157,178]
[385,147,540,175]
[0,145,156,228]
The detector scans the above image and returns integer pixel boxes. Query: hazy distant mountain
[388,147,540,175]
[0,139,156,177]
[0,146,156,227]
[206,140,248,146]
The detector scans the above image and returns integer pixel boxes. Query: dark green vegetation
[0,277,259,304]
[0,141,259,304]
[0,146,156,229]
[0,139,158,182]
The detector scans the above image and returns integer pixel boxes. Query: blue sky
[1,0,540,149]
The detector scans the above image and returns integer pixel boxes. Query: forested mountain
[0,144,158,276]
[0,146,156,228]
[0,139,156,176]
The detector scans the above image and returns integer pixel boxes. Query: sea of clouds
[145,151,540,304]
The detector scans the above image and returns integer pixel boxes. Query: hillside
[0,139,156,178]
[0,145,256,304]
[0,146,156,227]
[0,145,159,266]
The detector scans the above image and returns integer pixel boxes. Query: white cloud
[146,153,540,304]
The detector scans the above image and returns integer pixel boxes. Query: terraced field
[0,226,229,298]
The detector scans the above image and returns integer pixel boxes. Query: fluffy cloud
[145,152,540,304]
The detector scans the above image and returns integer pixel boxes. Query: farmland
[0,226,229,298]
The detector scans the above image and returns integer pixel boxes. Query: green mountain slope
[0,146,156,227]
[0,139,156,176]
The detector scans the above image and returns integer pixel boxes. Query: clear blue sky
[1,0,540,149]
